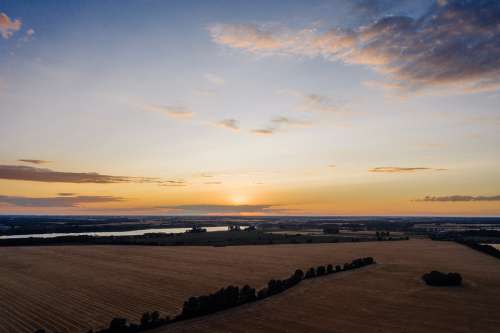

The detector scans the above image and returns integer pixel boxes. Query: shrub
[327,264,333,274]
[316,266,326,276]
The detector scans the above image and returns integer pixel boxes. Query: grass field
[1,240,499,333]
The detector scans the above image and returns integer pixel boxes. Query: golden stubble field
[1,240,499,333]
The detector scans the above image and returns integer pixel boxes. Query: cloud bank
[210,0,500,93]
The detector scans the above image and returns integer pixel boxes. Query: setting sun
[229,195,249,205]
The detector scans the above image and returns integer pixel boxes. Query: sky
[0,0,499,216]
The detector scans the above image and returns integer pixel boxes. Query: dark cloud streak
[18,159,50,165]
[416,195,500,202]
[0,195,123,207]
[0,165,183,185]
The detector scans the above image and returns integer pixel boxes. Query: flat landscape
[1,240,499,333]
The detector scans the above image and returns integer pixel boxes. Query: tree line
[457,240,500,260]
[34,257,375,333]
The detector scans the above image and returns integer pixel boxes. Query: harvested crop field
[1,240,499,333]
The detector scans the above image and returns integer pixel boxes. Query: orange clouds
[209,24,284,52]
[210,1,500,93]
[0,12,21,39]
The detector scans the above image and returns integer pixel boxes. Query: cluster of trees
[457,240,500,260]
[34,257,375,333]
[35,311,171,333]
[422,271,462,286]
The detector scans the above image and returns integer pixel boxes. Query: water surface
[0,226,234,239]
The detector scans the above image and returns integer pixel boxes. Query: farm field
[0,240,499,333]
[156,240,500,333]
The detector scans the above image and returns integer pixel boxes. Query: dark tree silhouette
[108,318,128,333]
[422,271,462,286]
[305,267,316,279]
[140,312,151,327]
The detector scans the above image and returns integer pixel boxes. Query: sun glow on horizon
[229,194,250,205]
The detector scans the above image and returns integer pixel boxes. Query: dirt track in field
[1,240,499,332]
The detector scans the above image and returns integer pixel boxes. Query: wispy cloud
[0,165,183,185]
[0,12,22,39]
[415,195,500,202]
[159,180,187,187]
[251,127,276,136]
[272,116,312,127]
[277,90,343,113]
[251,115,311,136]
[204,181,222,185]
[210,1,500,93]
[0,194,123,207]
[18,159,50,165]
[300,94,342,113]
[204,73,225,85]
[145,105,194,119]
[369,167,446,173]
[216,118,240,131]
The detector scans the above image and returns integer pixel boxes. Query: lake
[0,226,238,239]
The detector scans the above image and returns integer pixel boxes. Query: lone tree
[422,271,462,286]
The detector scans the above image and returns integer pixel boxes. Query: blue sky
[0,0,499,215]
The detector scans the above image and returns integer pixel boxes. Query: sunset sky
[1,0,499,216]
